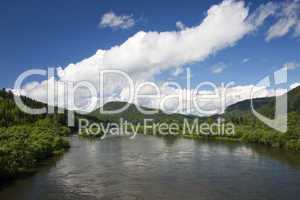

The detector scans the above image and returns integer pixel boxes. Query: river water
[1,135,300,200]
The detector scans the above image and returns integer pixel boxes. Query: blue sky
[1,0,299,88]
[1,0,300,114]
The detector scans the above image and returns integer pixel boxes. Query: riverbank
[79,123,300,152]
[143,131,300,152]
[0,118,71,181]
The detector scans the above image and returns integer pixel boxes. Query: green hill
[222,86,300,151]
[89,86,300,125]
[89,101,201,124]
[225,86,300,118]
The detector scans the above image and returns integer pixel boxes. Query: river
[1,135,300,200]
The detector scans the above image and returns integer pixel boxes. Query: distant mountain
[89,101,201,124]
[89,86,300,124]
[225,86,300,118]
[3,85,299,127]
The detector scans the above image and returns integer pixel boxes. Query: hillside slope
[225,86,300,118]
[88,86,300,125]
[90,101,201,124]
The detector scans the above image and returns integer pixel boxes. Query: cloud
[16,0,290,114]
[283,62,299,70]
[99,11,135,29]
[265,0,300,41]
[247,2,279,28]
[176,21,186,30]
[211,63,227,74]
[245,0,300,41]
[119,83,288,116]
[290,82,300,89]
[172,67,184,76]
[242,58,250,63]
[266,18,297,41]
[294,22,300,37]
[247,0,300,41]
[14,79,291,116]
[59,0,253,83]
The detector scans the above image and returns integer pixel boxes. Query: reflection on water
[1,135,300,200]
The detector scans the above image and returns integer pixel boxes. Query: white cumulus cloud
[290,82,300,89]
[99,11,135,29]
[55,0,254,90]
[15,0,294,114]
[176,21,186,30]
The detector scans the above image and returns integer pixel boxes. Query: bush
[285,140,300,151]
[0,118,70,180]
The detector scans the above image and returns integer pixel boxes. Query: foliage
[0,118,70,180]
[0,89,71,180]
